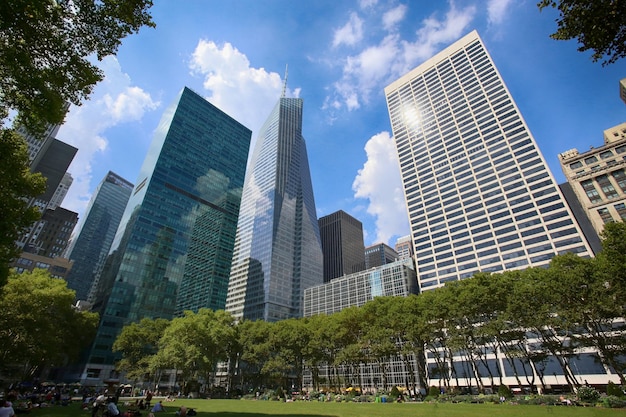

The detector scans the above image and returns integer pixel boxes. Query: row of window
[569,144,626,171]
[580,169,626,203]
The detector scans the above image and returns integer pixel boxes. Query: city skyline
[55,1,625,249]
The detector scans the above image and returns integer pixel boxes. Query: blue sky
[58,0,625,248]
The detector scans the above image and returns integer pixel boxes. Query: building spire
[281,64,288,98]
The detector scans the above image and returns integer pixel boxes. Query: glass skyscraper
[81,87,251,383]
[65,171,133,302]
[384,31,592,291]
[225,97,323,322]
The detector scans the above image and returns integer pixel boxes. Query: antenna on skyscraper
[281,64,288,98]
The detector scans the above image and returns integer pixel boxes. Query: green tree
[0,269,98,379]
[334,306,367,390]
[0,130,45,286]
[156,309,235,393]
[113,317,170,383]
[237,319,273,389]
[397,295,430,396]
[538,0,626,65]
[265,318,311,391]
[597,221,626,305]
[302,314,332,391]
[554,254,625,384]
[361,297,399,391]
[0,0,155,131]
[509,265,581,392]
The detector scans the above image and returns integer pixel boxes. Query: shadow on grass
[202,414,339,417]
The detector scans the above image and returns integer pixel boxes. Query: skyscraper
[81,87,251,383]
[394,235,413,260]
[16,138,78,251]
[48,172,73,210]
[226,96,323,322]
[364,242,398,269]
[384,30,592,291]
[23,207,77,258]
[318,210,366,282]
[65,171,133,302]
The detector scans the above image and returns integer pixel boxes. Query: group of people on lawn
[91,392,195,417]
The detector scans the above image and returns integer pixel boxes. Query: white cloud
[383,4,407,31]
[189,39,291,143]
[487,0,513,25]
[333,12,364,48]
[353,131,408,245]
[401,4,476,74]
[359,0,377,9]
[57,56,159,217]
[328,2,475,112]
[334,34,400,110]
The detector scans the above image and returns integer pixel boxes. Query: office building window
[581,179,602,204]
[596,174,618,199]
[611,169,626,193]
[597,207,613,224]
[614,203,626,221]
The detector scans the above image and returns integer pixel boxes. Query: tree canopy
[0,130,45,286]
[114,223,626,393]
[0,269,99,380]
[538,0,626,65]
[0,0,155,132]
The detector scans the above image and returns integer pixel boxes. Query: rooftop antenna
[281,64,288,98]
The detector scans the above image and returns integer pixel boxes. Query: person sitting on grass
[106,397,120,417]
[151,401,165,413]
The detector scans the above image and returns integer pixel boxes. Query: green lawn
[26,399,623,417]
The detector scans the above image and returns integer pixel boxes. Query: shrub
[498,385,513,399]
[428,386,440,398]
[390,386,401,399]
[602,395,626,408]
[577,386,600,403]
[517,395,560,405]
[607,381,625,398]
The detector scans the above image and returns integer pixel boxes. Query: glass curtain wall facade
[81,87,251,383]
[226,97,323,322]
[384,30,592,291]
[65,171,133,302]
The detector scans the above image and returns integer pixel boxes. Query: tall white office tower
[384,31,593,291]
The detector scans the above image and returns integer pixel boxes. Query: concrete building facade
[384,30,593,292]
[559,122,626,236]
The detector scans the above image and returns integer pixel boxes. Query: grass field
[25,398,624,417]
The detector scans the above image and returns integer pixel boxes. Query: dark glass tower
[225,96,323,322]
[65,171,133,302]
[318,210,366,282]
[81,87,251,382]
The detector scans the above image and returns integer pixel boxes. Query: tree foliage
[0,269,99,379]
[112,317,169,382]
[0,130,45,286]
[538,0,626,65]
[0,0,155,132]
[113,223,626,392]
